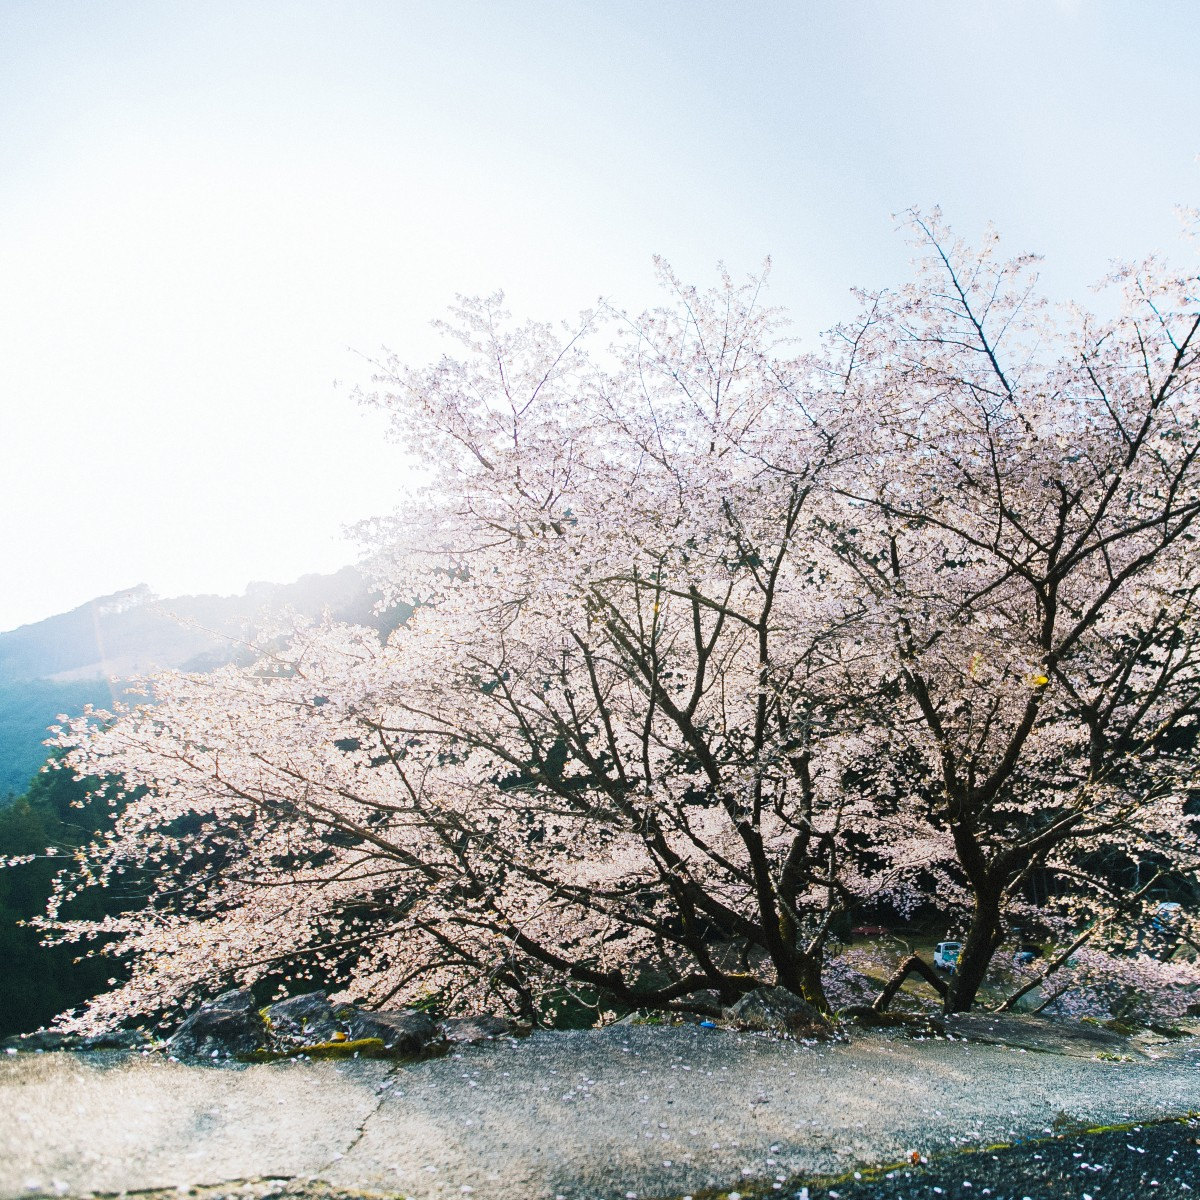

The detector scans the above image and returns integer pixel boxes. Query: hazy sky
[1,0,1196,632]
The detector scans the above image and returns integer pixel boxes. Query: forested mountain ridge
[0,568,382,683]
[0,567,398,798]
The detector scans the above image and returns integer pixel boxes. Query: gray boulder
[263,991,349,1046]
[345,1008,441,1057]
[168,987,271,1060]
[724,986,833,1036]
[264,992,443,1057]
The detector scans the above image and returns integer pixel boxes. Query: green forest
[0,762,127,1039]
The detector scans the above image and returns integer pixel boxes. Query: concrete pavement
[3,1025,1199,1199]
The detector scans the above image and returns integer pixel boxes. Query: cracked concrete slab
[942,1012,1146,1057]
[4,1026,1199,1200]
[0,1050,392,1196]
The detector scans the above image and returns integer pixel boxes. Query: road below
[3,1024,1199,1199]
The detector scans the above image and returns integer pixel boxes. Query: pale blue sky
[1,0,1196,631]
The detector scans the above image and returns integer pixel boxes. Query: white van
[933,941,961,972]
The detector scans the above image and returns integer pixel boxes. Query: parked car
[933,941,961,972]
[1152,901,1183,932]
[1014,942,1042,966]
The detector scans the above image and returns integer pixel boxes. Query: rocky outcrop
[259,990,441,1057]
[163,988,529,1063]
[1,1028,150,1053]
[3,988,536,1065]
[723,986,834,1037]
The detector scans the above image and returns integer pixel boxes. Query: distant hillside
[0,567,406,799]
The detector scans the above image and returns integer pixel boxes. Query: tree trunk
[794,950,830,1013]
[871,953,948,1012]
[945,888,1004,1013]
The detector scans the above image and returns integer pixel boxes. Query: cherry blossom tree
[43,215,1200,1031]
[826,211,1200,1011]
